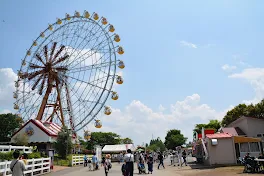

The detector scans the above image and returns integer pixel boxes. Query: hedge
[0,151,42,161]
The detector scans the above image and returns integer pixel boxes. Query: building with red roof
[11,119,77,153]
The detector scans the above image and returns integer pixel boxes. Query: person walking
[87,157,92,171]
[157,152,165,169]
[147,154,154,174]
[169,153,174,165]
[10,150,26,176]
[181,150,187,166]
[84,154,88,167]
[124,149,134,176]
[92,153,98,171]
[101,156,111,176]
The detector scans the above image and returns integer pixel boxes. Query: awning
[234,136,261,143]
[102,144,136,153]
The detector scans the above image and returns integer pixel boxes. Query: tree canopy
[147,137,166,152]
[84,132,133,150]
[0,113,24,142]
[164,129,187,150]
[221,100,264,126]
[54,126,73,159]
[193,120,221,134]
[120,137,133,144]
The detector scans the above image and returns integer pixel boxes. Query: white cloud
[0,109,12,114]
[0,68,17,110]
[87,94,224,146]
[180,40,197,49]
[221,64,237,72]
[232,54,251,68]
[229,68,264,104]
[158,104,165,111]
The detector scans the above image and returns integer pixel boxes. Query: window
[250,142,260,152]
[240,143,249,152]
[257,134,262,137]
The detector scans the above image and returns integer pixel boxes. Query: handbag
[11,160,19,172]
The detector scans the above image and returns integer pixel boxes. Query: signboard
[95,145,102,162]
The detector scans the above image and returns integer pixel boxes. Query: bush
[0,151,42,161]
[0,151,13,161]
[28,152,41,159]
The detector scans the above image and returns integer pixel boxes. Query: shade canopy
[102,144,136,153]
[234,136,261,143]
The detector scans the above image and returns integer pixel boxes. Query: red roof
[12,119,62,137]
[206,133,232,139]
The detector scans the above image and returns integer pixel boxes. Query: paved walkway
[47,157,248,176]
[48,157,193,176]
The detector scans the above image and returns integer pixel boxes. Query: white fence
[0,157,50,176]
[0,145,33,153]
[72,155,84,166]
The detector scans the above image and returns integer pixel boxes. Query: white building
[11,119,77,153]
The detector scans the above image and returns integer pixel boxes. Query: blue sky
[1,0,264,145]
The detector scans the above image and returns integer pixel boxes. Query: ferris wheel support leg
[36,83,53,121]
[55,80,65,126]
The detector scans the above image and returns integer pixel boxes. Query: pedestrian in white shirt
[169,153,174,165]
[124,149,134,176]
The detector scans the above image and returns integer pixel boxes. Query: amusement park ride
[14,10,125,141]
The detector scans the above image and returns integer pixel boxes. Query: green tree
[221,104,249,126]
[164,129,187,150]
[13,133,29,146]
[0,113,24,142]
[85,132,121,150]
[147,137,166,152]
[54,126,72,159]
[194,120,221,134]
[120,137,133,144]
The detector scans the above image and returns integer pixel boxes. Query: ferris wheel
[14,10,125,133]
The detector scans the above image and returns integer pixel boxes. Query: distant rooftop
[220,127,246,136]
[206,133,232,139]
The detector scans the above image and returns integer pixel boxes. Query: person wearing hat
[124,149,134,176]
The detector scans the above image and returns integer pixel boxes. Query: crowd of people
[82,149,189,176]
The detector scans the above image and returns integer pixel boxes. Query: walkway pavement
[48,157,193,176]
[47,157,248,176]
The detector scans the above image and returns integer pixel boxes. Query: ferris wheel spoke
[27,70,45,80]
[67,60,115,74]
[53,45,66,62]
[67,75,112,92]
[39,75,47,95]
[44,45,48,61]
[49,42,57,62]
[64,83,95,121]
[65,25,108,68]
[35,54,45,65]
[53,54,69,66]
[32,75,43,90]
